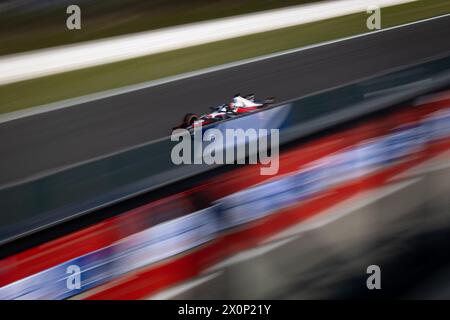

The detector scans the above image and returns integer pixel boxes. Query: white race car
[173,94,275,130]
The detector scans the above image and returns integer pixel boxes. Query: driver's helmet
[227,102,235,110]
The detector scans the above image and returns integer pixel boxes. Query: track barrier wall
[1,79,450,299]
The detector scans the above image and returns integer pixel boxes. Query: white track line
[146,271,222,300]
[204,237,297,274]
[204,179,420,272]
[151,177,421,297]
[1,12,448,125]
[390,150,450,181]
[0,0,413,85]
[265,177,422,243]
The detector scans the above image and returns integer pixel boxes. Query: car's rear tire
[183,113,198,125]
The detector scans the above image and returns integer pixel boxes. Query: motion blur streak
[2,90,450,299]
[0,0,413,85]
[2,0,450,301]
[1,14,450,187]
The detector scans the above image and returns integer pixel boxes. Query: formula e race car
[173,94,275,130]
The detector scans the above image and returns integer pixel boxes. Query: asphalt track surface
[1,16,450,186]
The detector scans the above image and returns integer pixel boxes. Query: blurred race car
[173,94,275,130]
